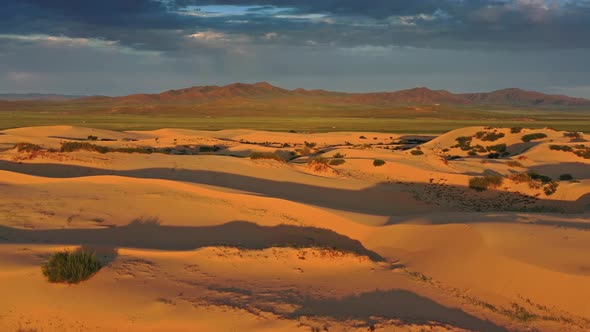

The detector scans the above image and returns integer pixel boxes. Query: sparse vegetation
[373,159,386,166]
[522,133,547,142]
[329,158,346,166]
[308,157,330,171]
[550,144,590,159]
[511,127,523,134]
[453,136,473,151]
[250,152,285,162]
[42,248,102,284]
[61,142,110,153]
[411,149,424,155]
[505,160,523,167]
[87,135,98,141]
[15,142,43,152]
[476,131,505,142]
[304,141,317,148]
[333,152,345,158]
[469,175,504,192]
[559,174,573,181]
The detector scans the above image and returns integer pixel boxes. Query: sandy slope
[1,125,590,332]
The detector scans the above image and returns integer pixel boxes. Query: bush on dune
[42,248,102,284]
[15,142,44,152]
[469,175,504,192]
[250,152,285,162]
[521,133,547,142]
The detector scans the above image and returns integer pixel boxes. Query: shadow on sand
[0,220,384,262]
[291,289,509,331]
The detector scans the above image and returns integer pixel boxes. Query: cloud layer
[1,0,589,96]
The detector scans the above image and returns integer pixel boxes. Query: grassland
[2,111,590,133]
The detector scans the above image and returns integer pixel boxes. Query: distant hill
[1,83,588,117]
[0,93,84,101]
[88,83,588,107]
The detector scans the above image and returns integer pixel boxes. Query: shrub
[528,172,552,184]
[359,136,367,139]
[333,152,346,158]
[509,173,532,183]
[308,157,329,171]
[544,181,559,196]
[329,159,346,166]
[487,153,500,159]
[476,131,505,142]
[468,150,478,156]
[511,127,523,134]
[486,144,507,153]
[559,174,573,181]
[373,159,386,166]
[549,145,573,152]
[454,136,473,151]
[199,145,220,153]
[304,141,317,148]
[87,135,98,141]
[522,133,547,142]
[411,150,424,156]
[469,175,504,192]
[505,160,523,168]
[15,142,43,152]
[250,152,285,162]
[60,142,110,154]
[42,248,102,284]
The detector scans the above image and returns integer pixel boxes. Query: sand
[1,125,589,331]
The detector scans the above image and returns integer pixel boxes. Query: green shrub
[329,159,346,166]
[549,145,573,152]
[511,127,523,134]
[15,142,43,152]
[42,249,102,284]
[454,136,473,150]
[559,174,573,181]
[469,175,504,192]
[373,159,386,166]
[250,152,285,162]
[522,133,547,142]
[411,150,424,156]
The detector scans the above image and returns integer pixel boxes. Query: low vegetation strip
[469,175,504,192]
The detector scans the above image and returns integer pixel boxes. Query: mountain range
[1,83,588,117]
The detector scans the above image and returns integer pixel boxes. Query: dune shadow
[0,220,384,262]
[2,160,588,216]
[291,289,509,332]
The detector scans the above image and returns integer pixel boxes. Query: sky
[1,0,590,97]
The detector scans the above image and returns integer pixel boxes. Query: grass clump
[453,136,473,151]
[469,175,504,192]
[308,157,329,171]
[250,152,285,162]
[505,160,523,168]
[511,127,523,134]
[373,159,386,167]
[476,131,505,142]
[333,152,346,158]
[15,142,43,152]
[410,149,424,156]
[559,174,573,181]
[61,142,110,153]
[521,133,547,142]
[486,143,507,153]
[42,248,102,284]
[329,158,346,166]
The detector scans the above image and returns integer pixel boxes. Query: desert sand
[1,125,589,331]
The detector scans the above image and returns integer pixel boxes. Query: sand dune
[1,126,590,331]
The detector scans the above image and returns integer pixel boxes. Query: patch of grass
[469,175,504,192]
[522,133,547,142]
[333,152,346,158]
[329,158,346,166]
[528,172,553,184]
[453,136,473,151]
[15,142,43,152]
[410,149,424,155]
[250,152,285,162]
[373,159,386,166]
[505,160,523,167]
[42,248,102,284]
[559,174,573,181]
[308,157,330,171]
[61,142,110,153]
[511,127,523,134]
[486,143,507,153]
[475,131,505,141]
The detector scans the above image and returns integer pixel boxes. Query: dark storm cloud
[2,0,590,52]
